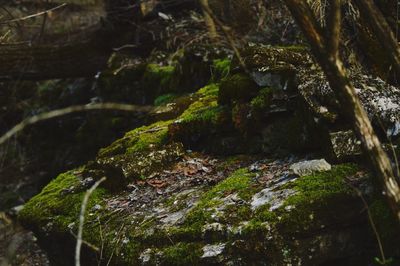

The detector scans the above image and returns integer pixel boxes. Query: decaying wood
[283,0,400,222]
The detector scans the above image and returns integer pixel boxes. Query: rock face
[18,46,400,265]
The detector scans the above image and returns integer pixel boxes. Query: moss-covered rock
[218,73,260,105]
[211,58,231,82]
[236,45,310,71]
[19,170,107,233]
[17,45,400,266]
[90,142,185,190]
[19,157,399,265]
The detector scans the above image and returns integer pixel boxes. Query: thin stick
[0,103,153,147]
[347,181,387,264]
[75,177,106,266]
[0,3,67,25]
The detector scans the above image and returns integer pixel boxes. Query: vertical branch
[75,177,107,266]
[283,0,400,222]
[283,0,326,54]
[326,0,341,58]
[199,0,218,40]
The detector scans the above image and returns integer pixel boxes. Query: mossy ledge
[19,157,398,265]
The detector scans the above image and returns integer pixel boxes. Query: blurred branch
[0,103,153,147]
[198,0,247,72]
[0,3,67,25]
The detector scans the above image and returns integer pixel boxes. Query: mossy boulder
[19,157,399,265]
[17,46,400,265]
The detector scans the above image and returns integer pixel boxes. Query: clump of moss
[98,120,172,157]
[184,168,255,228]
[154,93,179,106]
[211,58,231,81]
[218,73,259,105]
[19,170,108,232]
[161,242,203,265]
[168,84,231,146]
[125,120,172,154]
[250,87,274,112]
[277,164,359,232]
[141,63,176,102]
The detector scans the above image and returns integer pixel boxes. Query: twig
[0,103,153,147]
[0,3,67,25]
[347,180,387,264]
[97,217,104,266]
[36,10,48,44]
[106,224,125,266]
[75,177,106,266]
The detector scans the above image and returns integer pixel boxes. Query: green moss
[252,204,278,223]
[161,242,202,265]
[250,87,274,112]
[98,120,172,157]
[278,164,359,232]
[125,120,171,154]
[154,93,179,106]
[175,83,224,125]
[169,84,231,146]
[218,73,259,105]
[196,83,219,98]
[19,170,108,232]
[242,164,360,235]
[207,168,254,200]
[211,58,231,81]
[369,199,399,244]
[289,164,356,199]
[142,64,175,94]
[184,168,255,228]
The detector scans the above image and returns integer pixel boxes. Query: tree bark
[352,0,400,83]
[283,0,400,222]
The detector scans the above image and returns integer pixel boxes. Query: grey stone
[289,159,331,176]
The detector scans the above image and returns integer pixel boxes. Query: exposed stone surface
[289,159,332,176]
[330,130,362,159]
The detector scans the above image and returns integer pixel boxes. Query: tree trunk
[283,0,400,222]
